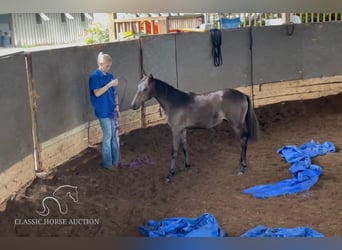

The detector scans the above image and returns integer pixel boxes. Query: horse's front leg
[165,130,181,183]
[181,129,190,171]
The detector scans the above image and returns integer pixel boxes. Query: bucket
[221,17,240,29]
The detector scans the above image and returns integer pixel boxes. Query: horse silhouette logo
[36,185,79,217]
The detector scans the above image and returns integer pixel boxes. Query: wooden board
[236,75,342,108]
[39,124,88,170]
[143,104,167,127]
[0,154,35,210]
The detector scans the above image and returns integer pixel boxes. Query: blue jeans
[99,118,120,168]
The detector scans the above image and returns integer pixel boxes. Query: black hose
[210,29,223,67]
[286,23,295,36]
[249,26,255,107]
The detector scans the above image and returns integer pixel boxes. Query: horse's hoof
[165,177,171,183]
[238,171,244,176]
[183,164,190,172]
[183,167,190,172]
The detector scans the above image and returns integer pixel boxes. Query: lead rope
[116,76,128,107]
[249,26,255,108]
[119,155,155,168]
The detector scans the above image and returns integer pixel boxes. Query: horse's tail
[246,95,259,141]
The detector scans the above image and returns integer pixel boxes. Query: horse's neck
[154,96,169,114]
[152,79,187,114]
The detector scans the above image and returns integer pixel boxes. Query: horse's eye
[143,88,148,92]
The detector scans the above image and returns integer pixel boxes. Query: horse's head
[131,73,154,110]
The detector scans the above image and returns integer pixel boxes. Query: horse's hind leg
[181,129,190,171]
[165,129,181,183]
[238,130,248,175]
[232,124,248,175]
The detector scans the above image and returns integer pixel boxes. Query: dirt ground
[0,94,341,237]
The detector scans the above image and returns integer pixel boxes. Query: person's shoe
[113,162,120,168]
[103,166,118,171]
[111,166,119,171]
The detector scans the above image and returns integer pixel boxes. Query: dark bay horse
[131,74,259,182]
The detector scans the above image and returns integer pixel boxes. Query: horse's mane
[153,78,193,107]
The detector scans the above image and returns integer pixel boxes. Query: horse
[131,74,259,182]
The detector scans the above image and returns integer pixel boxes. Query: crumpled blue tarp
[240,225,324,237]
[139,214,323,238]
[139,213,226,237]
[242,140,335,198]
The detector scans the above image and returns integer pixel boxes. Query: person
[89,52,120,169]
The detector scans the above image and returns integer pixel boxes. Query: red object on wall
[140,21,159,34]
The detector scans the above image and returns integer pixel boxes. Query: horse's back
[168,88,249,129]
[222,88,248,102]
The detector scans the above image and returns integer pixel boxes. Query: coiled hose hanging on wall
[210,29,223,67]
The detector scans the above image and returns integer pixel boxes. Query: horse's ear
[149,74,154,79]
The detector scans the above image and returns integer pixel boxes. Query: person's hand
[109,78,119,87]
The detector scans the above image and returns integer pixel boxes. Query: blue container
[221,17,240,29]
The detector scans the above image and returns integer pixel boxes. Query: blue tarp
[240,225,324,237]
[139,214,324,238]
[242,140,335,198]
[139,213,226,237]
